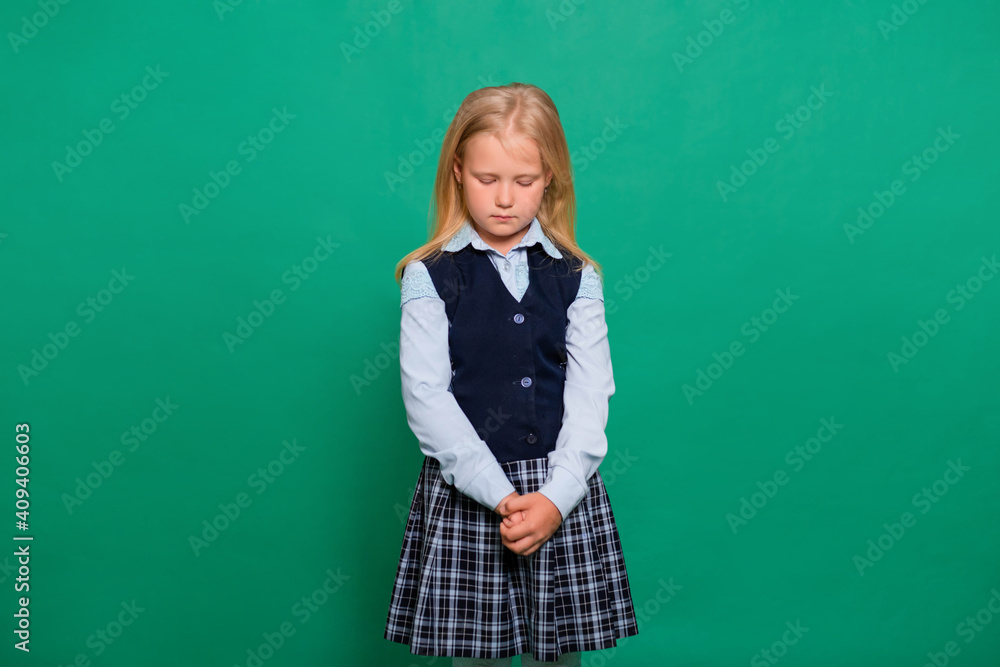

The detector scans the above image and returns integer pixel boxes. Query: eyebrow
[471,171,540,179]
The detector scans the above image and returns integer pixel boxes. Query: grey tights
[452,652,582,667]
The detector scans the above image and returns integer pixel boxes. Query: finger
[520,534,542,556]
[503,521,532,542]
[505,496,528,512]
[508,529,541,554]
[502,530,520,549]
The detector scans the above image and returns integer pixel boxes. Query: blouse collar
[443,216,563,259]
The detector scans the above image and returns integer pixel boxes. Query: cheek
[464,187,485,204]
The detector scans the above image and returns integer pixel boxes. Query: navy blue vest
[423,244,583,463]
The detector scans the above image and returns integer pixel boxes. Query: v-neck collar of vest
[478,243,544,306]
[443,216,564,260]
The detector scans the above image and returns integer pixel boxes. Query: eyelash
[478,179,534,187]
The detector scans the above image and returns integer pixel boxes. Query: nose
[496,182,513,207]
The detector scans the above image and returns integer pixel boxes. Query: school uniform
[384,217,639,662]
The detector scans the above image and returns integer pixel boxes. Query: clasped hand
[494,491,563,556]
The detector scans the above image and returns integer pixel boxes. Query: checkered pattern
[384,456,639,662]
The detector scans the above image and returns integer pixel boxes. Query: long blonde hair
[393,82,603,285]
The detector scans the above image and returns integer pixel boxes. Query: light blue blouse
[398,216,614,520]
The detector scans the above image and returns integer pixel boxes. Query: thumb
[505,495,528,512]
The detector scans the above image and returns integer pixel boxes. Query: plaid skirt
[383,455,639,662]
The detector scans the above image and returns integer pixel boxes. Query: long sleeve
[399,260,517,512]
[536,263,615,520]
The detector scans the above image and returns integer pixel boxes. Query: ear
[452,157,463,184]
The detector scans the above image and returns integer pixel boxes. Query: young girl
[384,82,639,666]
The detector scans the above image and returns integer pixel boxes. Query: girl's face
[454,132,552,255]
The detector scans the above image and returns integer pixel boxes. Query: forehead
[464,132,541,169]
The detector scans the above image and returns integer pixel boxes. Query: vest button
[513,313,524,324]
[526,433,537,444]
[520,377,532,387]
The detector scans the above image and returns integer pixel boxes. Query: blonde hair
[393,82,603,285]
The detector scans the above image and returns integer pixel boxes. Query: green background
[2,0,998,665]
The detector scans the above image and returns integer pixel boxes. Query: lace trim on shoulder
[576,268,604,301]
[400,265,440,306]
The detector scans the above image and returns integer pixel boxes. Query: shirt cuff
[537,465,589,521]
[461,461,517,513]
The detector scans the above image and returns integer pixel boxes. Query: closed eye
[476,179,536,187]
